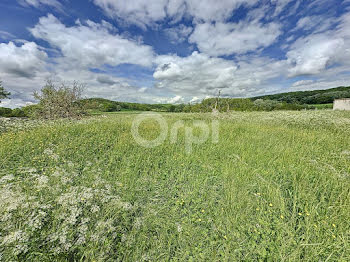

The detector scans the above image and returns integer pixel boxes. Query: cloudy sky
[0,0,350,108]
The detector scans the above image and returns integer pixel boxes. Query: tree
[0,80,11,102]
[33,80,86,119]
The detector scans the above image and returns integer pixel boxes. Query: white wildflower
[44,148,59,161]
[91,205,100,213]
[0,174,15,184]
[176,222,182,233]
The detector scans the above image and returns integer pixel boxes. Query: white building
[333,98,350,110]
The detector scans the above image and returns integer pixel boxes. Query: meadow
[0,111,349,261]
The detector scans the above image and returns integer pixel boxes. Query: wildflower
[201,209,205,213]
[269,203,273,207]
[176,223,182,233]
[298,212,302,216]
[91,205,100,213]
[0,174,15,184]
[198,218,202,222]
[256,207,260,211]
[280,215,284,219]
[223,235,227,240]
[332,224,336,228]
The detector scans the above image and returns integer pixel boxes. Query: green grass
[0,111,349,261]
[88,110,142,115]
[311,104,333,109]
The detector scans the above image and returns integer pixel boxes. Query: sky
[0,0,350,108]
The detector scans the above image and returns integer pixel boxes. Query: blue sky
[1,0,350,108]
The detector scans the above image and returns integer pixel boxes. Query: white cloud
[93,0,168,28]
[287,12,350,77]
[93,0,258,27]
[271,0,293,16]
[164,24,192,43]
[0,31,15,40]
[189,20,281,56]
[18,0,63,11]
[289,77,350,91]
[29,14,155,69]
[293,15,335,33]
[287,36,344,77]
[190,96,201,103]
[183,0,258,22]
[154,51,287,99]
[0,98,34,108]
[0,41,47,78]
[292,80,314,87]
[167,95,184,104]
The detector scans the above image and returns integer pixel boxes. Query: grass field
[311,104,333,110]
[1,111,350,261]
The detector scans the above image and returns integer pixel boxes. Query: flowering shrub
[0,161,136,261]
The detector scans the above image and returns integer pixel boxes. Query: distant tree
[168,105,176,112]
[0,80,11,103]
[33,80,86,119]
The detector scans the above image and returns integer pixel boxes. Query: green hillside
[252,86,350,104]
[80,98,183,112]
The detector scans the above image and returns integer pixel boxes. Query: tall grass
[0,111,349,261]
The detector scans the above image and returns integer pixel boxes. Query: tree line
[1,81,348,118]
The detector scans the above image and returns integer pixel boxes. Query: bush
[21,105,42,118]
[253,99,280,111]
[11,108,26,117]
[0,107,27,118]
[33,81,86,119]
[0,107,13,117]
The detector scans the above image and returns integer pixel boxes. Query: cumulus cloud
[189,20,281,56]
[287,12,350,77]
[0,14,171,108]
[0,41,47,78]
[183,0,258,22]
[154,51,287,99]
[93,0,258,27]
[164,24,193,43]
[0,98,34,108]
[167,95,184,104]
[287,36,344,77]
[29,14,155,69]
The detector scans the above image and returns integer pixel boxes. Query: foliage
[81,98,184,113]
[253,86,350,104]
[197,98,311,112]
[0,80,11,102]
[311,103,333,110]
[33,81,86,119]
[0,107,26,117]
[20,104,42,118]
[0,111,349,260]
[0,107,12,117]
